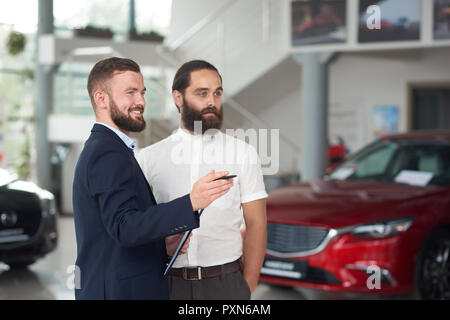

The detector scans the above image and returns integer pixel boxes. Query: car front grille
[0,191,42,245]
[267,223,329,255]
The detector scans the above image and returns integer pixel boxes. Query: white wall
[168,0,225,44]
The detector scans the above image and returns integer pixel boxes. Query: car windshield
[328,139,450,186]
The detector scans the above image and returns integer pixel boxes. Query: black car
[0,169,58,268]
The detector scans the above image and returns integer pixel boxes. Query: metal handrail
[225,97,300,153]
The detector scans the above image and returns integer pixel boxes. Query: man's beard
[181,97,223,134]
[110,99,146,133]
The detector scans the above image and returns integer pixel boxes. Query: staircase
[165,0,289,97]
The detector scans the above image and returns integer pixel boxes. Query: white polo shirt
[137,128,267,267]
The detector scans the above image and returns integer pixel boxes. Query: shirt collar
[95,122,137,151]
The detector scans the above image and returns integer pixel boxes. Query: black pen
[214,175,237,180]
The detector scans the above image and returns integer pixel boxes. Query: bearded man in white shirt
[137,60,267,300]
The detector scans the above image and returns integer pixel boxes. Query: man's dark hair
[87,57,140,109]
[172,60,222,112]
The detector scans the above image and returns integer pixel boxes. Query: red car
[260,130,450,299]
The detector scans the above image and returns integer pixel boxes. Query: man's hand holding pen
[189,170,234,211]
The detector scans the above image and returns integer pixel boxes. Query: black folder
[163,209,204,276]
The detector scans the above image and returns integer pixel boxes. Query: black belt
[168,258,242,280]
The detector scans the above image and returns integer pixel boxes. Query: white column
[293,52,337,181]
[35,0,54,190]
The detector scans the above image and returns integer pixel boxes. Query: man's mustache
[201,107,220,116]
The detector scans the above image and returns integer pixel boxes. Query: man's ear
[172,90,183,113]
[93,89,109,111]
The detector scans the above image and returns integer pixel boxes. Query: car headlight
[38,190,58,217]
[350,217,414,238]
[41,197,58,217]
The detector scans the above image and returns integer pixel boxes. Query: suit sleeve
[88,149,199,248]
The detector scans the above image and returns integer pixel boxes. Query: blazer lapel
[92,123,158,205]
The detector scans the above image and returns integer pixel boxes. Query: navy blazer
[72,123,199,300]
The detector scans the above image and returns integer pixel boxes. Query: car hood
[266,179,446,229]
[0,168,18,187]
[0,169,53,199]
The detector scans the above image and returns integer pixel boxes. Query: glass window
[330,140,450,186]
[135,0,172,35]
[54,0,129,35]
[343,141,398,179]
[54,0,172,36]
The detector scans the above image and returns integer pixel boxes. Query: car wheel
[415,228,450,300]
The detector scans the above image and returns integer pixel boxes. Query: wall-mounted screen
[291,0,347,46]
[358,0,421,43]
[434,0,450,40]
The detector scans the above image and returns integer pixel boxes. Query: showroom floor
[0,216,76,299]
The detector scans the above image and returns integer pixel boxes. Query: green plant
[83,25,111,32]
[129,29,164,42]
[75,25,114,38]
[6,31,26,56]
[21,68,34,80]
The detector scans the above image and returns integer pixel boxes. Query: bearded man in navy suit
[72,57,233,300]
